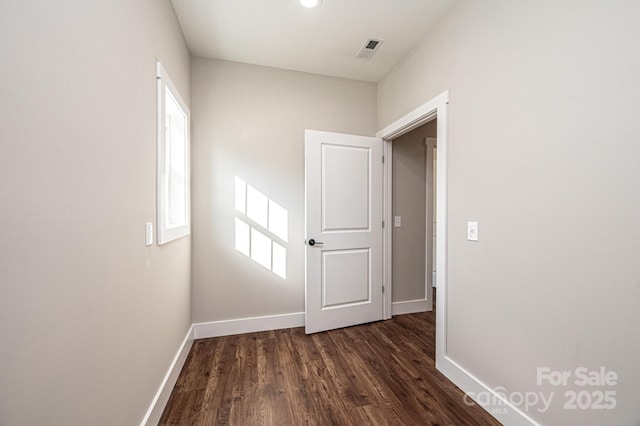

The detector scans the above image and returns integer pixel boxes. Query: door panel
[305,130,383,334]
[322,248,370,308]
[322,144,371,231]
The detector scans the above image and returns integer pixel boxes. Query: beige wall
[392,120,436,302]
[0,1,191,424]
[191,57,377,323]
[379,1,640,424]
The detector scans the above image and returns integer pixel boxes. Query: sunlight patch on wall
[234,218,250,256]
[234,177,288,279]
[247,185,268,229]
[268,200,288,242]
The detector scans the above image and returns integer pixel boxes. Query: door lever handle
[308,239,324,247]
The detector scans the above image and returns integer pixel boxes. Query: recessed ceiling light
[299,0,322,9]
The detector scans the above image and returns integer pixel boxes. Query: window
[157,62,190,244]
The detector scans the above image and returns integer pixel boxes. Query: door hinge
[382,220,385,228]
[382,285,385,293]
[382,156,385,163]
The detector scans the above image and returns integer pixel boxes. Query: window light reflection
[234,177,288,279]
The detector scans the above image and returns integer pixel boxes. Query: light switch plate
[394,216,402,227]
[145,223,153,246]
[467,221,478,241]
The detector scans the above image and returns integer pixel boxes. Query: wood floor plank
[159,306,502,426]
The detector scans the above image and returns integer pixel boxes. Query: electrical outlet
[394,216,402,227]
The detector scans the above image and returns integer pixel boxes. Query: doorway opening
[389,119,437,319]
[377,90,448,370]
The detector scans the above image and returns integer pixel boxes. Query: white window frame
[156,62,191,244]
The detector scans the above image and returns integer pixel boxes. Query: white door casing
[305,130,384,334]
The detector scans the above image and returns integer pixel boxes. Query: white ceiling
[171,0,456,82]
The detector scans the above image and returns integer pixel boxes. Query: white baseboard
[437,355,539,426]
[392,298,430,316]
[141,325,194,426]
[193,312,305,339]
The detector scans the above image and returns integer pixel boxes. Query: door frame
[425,137,437,295]
[376,90,449,367]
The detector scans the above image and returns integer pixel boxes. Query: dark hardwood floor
[159,304,501,425]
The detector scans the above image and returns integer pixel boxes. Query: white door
[305,130,383,334]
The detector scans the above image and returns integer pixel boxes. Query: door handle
[308,238,324,247]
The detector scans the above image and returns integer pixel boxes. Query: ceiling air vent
[356,37,384,60]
